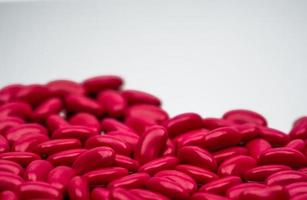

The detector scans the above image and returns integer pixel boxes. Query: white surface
[0,0,307,132]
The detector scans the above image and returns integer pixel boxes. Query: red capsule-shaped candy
[107,130,139,150]
[84,167,128,186]
[114,154,139,172]
[289,116,307,139]
[176,164,218,184]
[258,127,289,146]
[234,123,259,142]
[177,145,217,171]
[246,138,272,159]
[69,112,101,132]
[47,79,85,97]
[146,176,189,200]
[291,193,307,200]
[83,75,123,94]
[239,185,288,200]
[285,182,307,198]
[226,183,266,200]
[48,166,75,191]
[11,133,48,153]
[72,146,115,174]
[222,109,267,126]
[130,189,169,200]
[124,116,155,135]
[135,125,168,164]
[52,125,98,142]
[218,155,256,177]
[286,139,305,152]
[85,134,131,156]
[0,135,9,153]
[67,176,90,200]
[0,190,18,200]
[110,187,142,200]
[258,147,307,168]
[0,171,24,191]
[108,172,150,189]
[47,148,86,166]
[164,113,203,138]
[126,104,168,124]
[122,89,161,106]
[0,117,24,136]
[16,84,51,107]
[37,138,82,157]
[203,127,242,151]
[266,170,307,186]
[91,187,110,200]
[162,139,176,156]
[174,129,209,148]
[202,117,235,130]
[138,156,179,176]
[191,192,231,200]
[46,114,69,132]
[65,94,104,116]
[18,181,62,200]
[97,90,126,117]
[0,102,32,120]
[0,84,24,105]
[24,160,53,181]
[101,118,132,132]
[213,147,248,164]
[199,176,242,195]
[0,159,23,176]
[244,165,291,182]
[0,152,40,167]
[33,97,63,121]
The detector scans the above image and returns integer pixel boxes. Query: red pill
[213,147,248,164]
[5,123,47,143]
[162,139,176,156]
[72,146,115,174]
[130,188,169,200]
[16,84,51,107]
[177,145,217,171]
[203,127,242,151]
[290,116,307,139]
[135,125,168,164]
[65,94,104,116]
[126,104,168,124]
[19,181,62,200]
[199,176,242,195]
[291,193,307,200]
[258,147,307,168]
[246,138,272,159]
[0,152,40,167]
[0,171,24,191]
[138,156,179,175]
[110,187,142,200]
[101,118,132,132]
[0,135,9,153]
[46,114,69,132]
[91,187,110,200]
[191,192,231,200]
[0,159,23,176]
[69,112,101,132]
[12,133,48,153]
[244,164,291,182]
[24,160,53,181]
[286,139,305,152]
[266,170,307,186]
[174,129,209,148]
[108,172,150,189]
[47,79,85,97]
[122,89,161,106]
[107,130,139,149]
[97,90,126,117]
[239,185,288,200]
[222,109,267,126]
[146,176,189,200]
[285,182,307,197]
[83,75,123,94]
[218,155,256,177]
[258,127,289,146]
[33,97,63,121]
[0,117,24,136]
[226,183,266,200]
[37,138,82,156]
[67,176,90,200]
[124,116,155,135]
[52,125,98,142]
[84,167,128,186]
[48,166,75,191]
[85,134,131,156]
[114,154,139,172]
[164,112,203,138]
[0,84,24,105]
[47,148,86,166]
[202,117,235,130]
[176,164,218,184]
[0,102,32,120]
[0,190,18,200]
[234,123,259,142]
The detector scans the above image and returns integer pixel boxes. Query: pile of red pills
[0,75,307,200]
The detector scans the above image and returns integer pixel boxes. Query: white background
[0,0,306,132]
